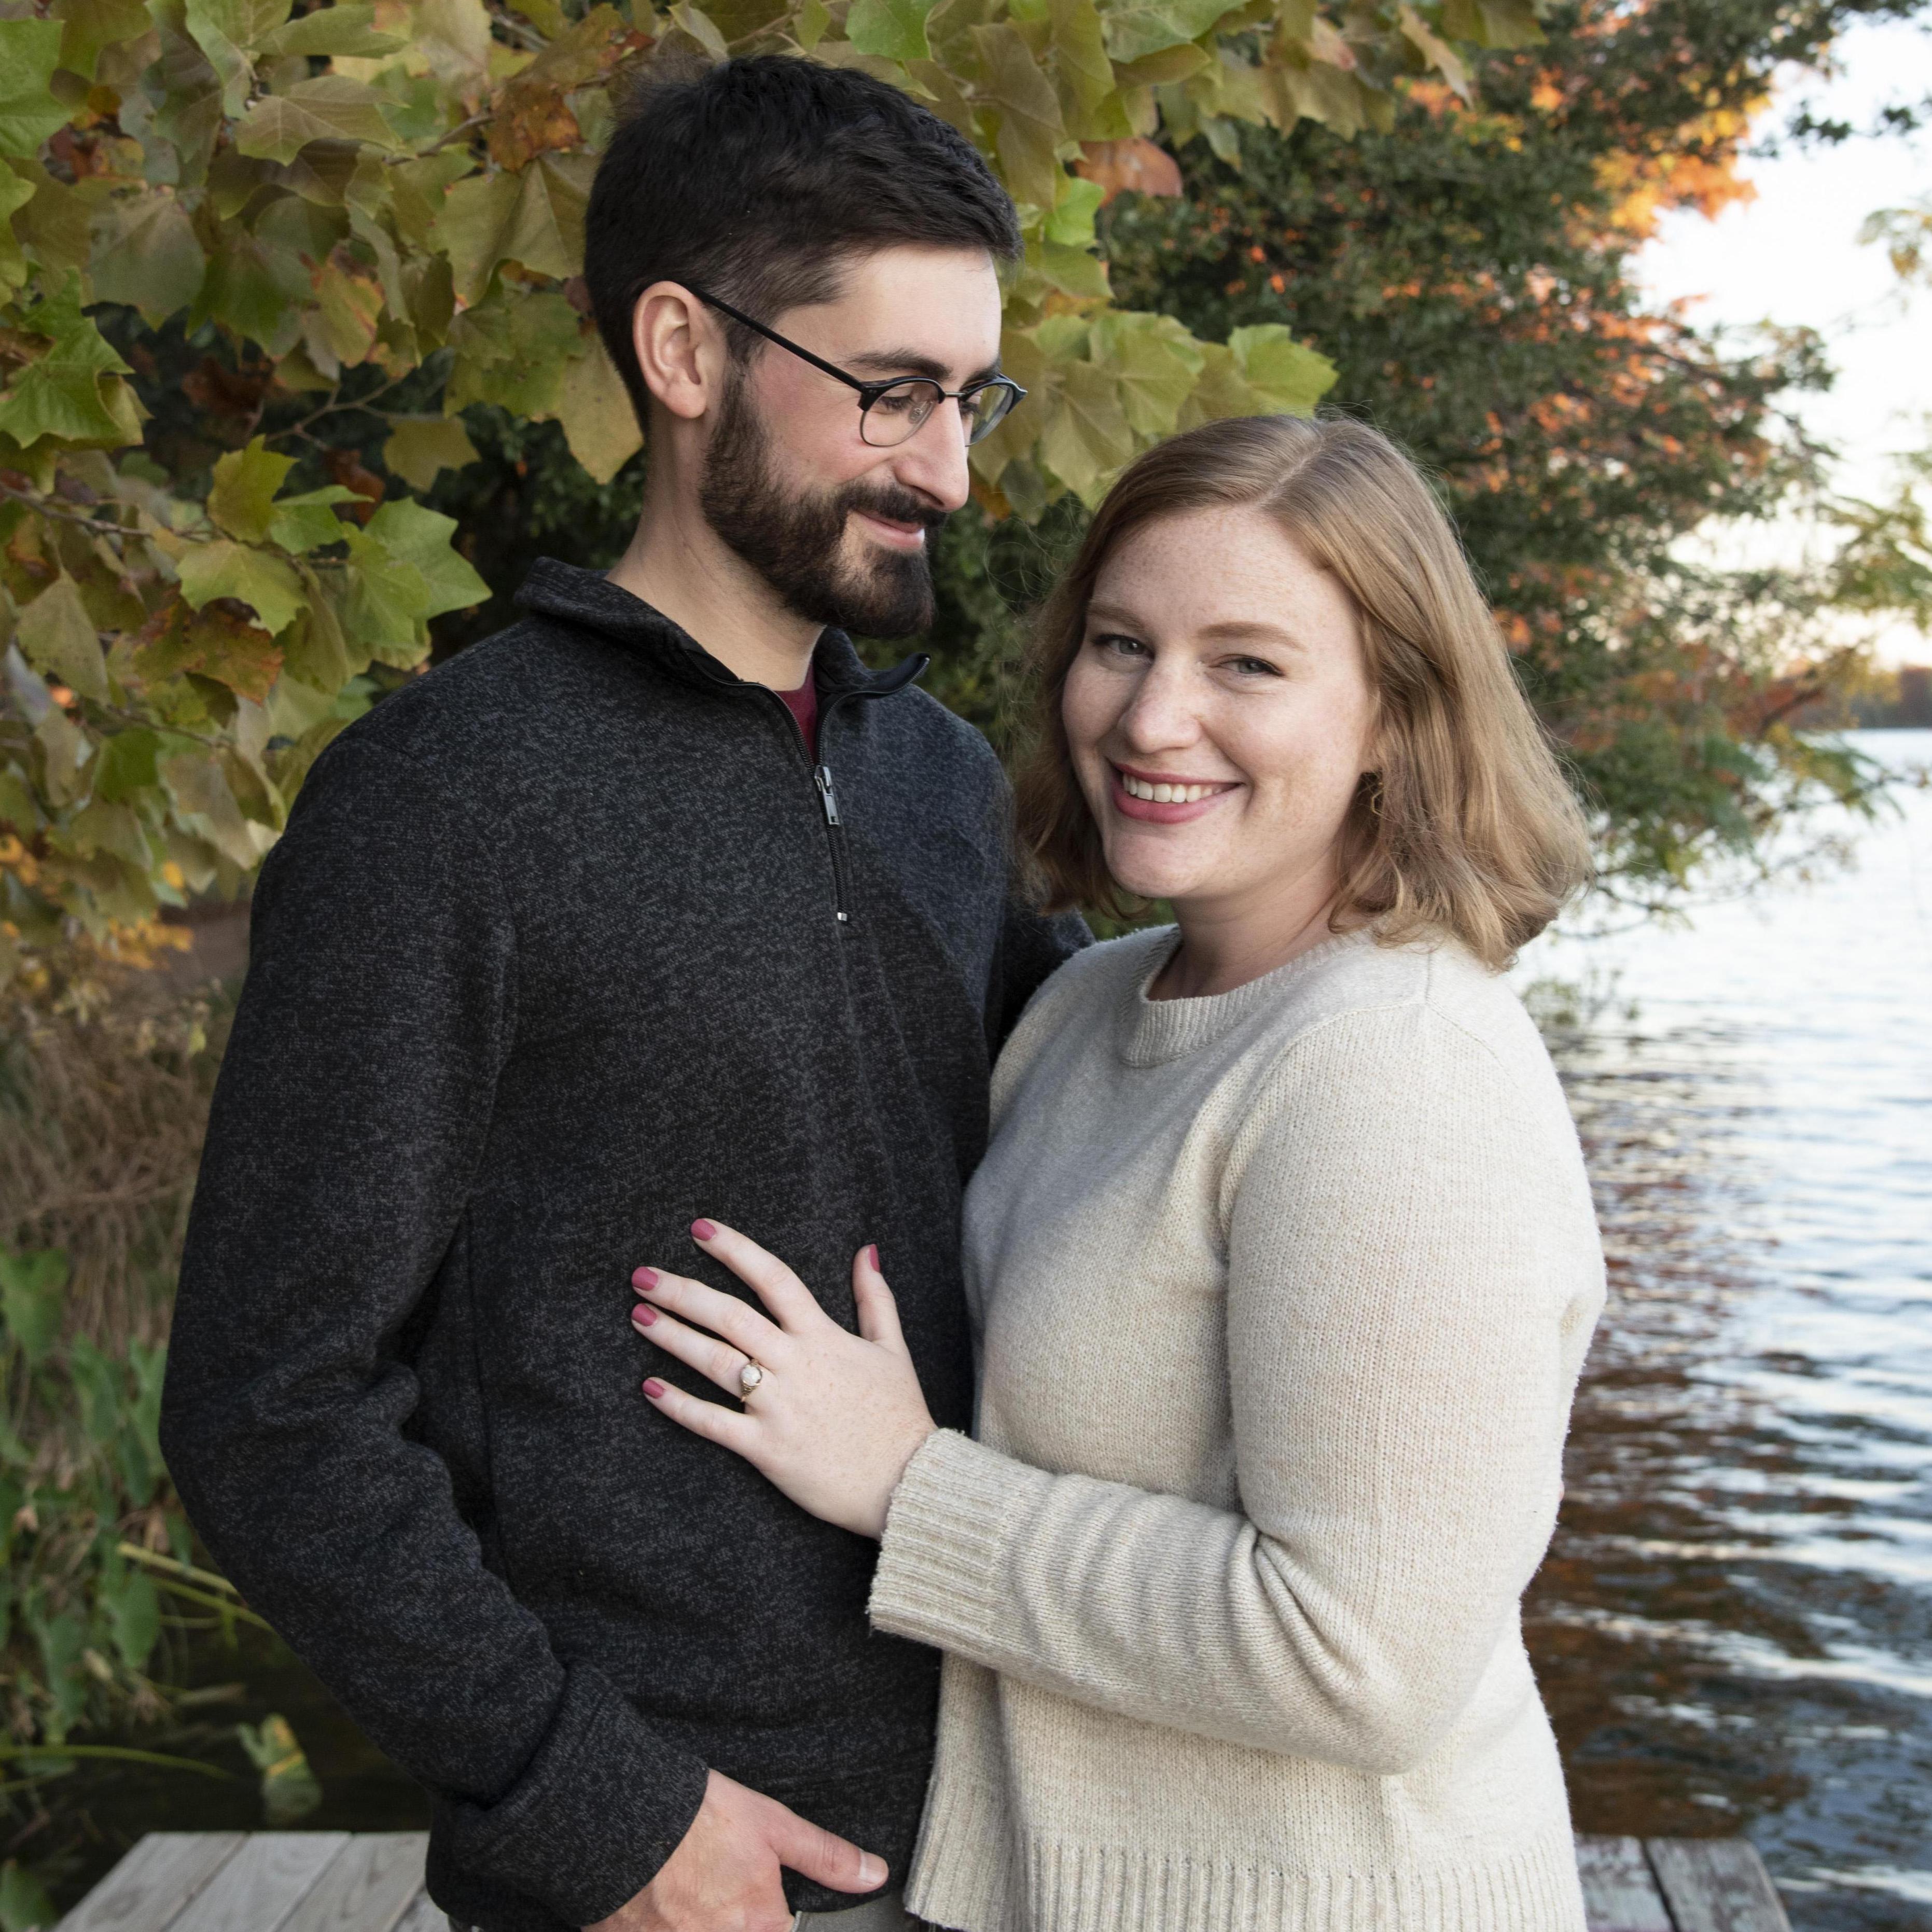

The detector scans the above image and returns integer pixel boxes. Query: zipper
[814,761,852,924]
[728,653,927,932]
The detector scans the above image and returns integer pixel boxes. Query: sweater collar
[1118,924,1379,1067]
[513,558,928,700]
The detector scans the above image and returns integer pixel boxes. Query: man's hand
[586,1769,886,1932]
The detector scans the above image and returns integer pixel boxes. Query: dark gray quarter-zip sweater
[160,561,1087,1932]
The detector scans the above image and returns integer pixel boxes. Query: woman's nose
[1117,667,1202,750]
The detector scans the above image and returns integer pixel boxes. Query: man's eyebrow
[844,348,1005,386]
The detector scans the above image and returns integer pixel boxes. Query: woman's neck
[1151,869,1357,1001]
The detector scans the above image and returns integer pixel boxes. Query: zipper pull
[815,765,842,826]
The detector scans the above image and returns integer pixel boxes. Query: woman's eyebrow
[1197,619,1304,648]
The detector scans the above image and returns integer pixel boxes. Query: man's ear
[632,282,721,423]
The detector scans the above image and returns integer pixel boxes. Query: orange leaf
[1074,138,1183,205]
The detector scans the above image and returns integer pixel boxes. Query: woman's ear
[631,282,720,424]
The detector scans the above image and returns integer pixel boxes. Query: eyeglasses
[683,284,1026,449]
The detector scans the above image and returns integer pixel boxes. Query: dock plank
[281,1837,428,1932]
[387,1894,445,1932]
[172,1834,349,1932]
[54,1834,247,1932]
[1577,1836,1674,1932]
[1647,1838,1794,1932]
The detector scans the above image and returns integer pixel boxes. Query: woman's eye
[1228,655,1281,677]
[1090,632,1147,657]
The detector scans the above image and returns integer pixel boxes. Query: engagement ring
[738,1360,765,1399]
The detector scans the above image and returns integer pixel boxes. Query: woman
[626,415,1606,1932]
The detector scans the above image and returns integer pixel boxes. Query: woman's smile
[1109,762,1242,822]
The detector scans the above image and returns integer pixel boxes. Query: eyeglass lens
[860,381,1016,449]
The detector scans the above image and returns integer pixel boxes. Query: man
[160,55,1085,1932]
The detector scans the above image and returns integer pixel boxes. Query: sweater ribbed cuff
[870,1428,1048,1657]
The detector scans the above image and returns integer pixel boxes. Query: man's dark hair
[585,55,1022,426]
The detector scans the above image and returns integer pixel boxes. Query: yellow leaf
[554,340,643,484]
[383,415,481,491]
[207,437,297,545]
[1038,356,1133,503]
[971,22,1067,211]
[17,574,109,704]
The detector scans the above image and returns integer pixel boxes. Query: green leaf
[1038,357,1134,502]
[1440,0,1543,49]
[160,750,268,866]
[54,0,156,82]
[0,1250,66,1369]
[971,23,1068,211]
[435,152,596,303]
[0,1859,57,1932]
[17,575,108,704]
[256,3,405,56]
[1098,0,1236,64]
[195,228,310,355]
[87,193,206,326]
[0,22,69,155]
[207,437,297,545]
[100,1565,160,1673]
[383,415,481,492]
[236,1715,322,1826]
[267,487,359,553]
[176,540,307,637]
[1048,0,1120,132]
[1228,323,1337,415]
[182,0,291,115]
[0,277,135,452]
[93,728,164,802]
[363,498,489,618]
[1089,308,1204,435]
[847,0,935,63]
[281,572,358,690]
[234,77,404,164]
[68,1337,122,1446]
[1044,173,1105,246]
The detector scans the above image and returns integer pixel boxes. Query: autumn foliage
[0,0,1548,989]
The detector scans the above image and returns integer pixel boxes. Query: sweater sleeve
[160,735,708,1926]
[869,1005,1594,1776]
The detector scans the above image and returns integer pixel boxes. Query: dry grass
[0,975,231,1352]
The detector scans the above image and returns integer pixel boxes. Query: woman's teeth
[1120,774,1225,804]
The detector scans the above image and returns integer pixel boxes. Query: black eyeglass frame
[680,283,1026,448]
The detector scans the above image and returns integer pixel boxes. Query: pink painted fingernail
[867,1244,880,1272]
[632,1267,658,1290]
[632,1304,658,1327]
[691,1219,717,1241]
[642,1379,666,1398]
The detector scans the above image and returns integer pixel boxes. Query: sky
[1635,14,1932,667]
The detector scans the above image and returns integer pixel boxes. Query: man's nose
[890,399,973,513]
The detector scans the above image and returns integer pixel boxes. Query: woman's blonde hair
[1013,414,1592,970]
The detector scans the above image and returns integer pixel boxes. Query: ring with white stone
[738,1360,766,1400]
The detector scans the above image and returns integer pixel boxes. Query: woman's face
[1062,505,1379,917]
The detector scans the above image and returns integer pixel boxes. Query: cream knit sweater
[868,925,1605,1932]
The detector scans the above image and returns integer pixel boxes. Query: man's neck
[604,475,819,691]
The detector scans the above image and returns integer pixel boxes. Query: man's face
[698,245,1004,638]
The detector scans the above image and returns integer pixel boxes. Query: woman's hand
[630,1220,937,1539]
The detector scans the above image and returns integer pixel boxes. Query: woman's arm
[867,1005,1598,1775]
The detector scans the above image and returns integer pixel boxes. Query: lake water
[1519,728,1932,1928]
[34,732,1932,1926]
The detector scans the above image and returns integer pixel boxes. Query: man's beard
[698,369,946,638]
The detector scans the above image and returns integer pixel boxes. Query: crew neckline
[1117,924,1378,1067]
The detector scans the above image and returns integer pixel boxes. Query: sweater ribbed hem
[871,1430,1039,1653]
[905,1791,1588,1932]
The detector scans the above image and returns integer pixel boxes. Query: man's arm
[160,736,710,1926]
[988,871,1090,1051]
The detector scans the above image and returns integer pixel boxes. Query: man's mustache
[839,484,949,534]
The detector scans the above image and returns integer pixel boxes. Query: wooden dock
[54,1831,1794,1932]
